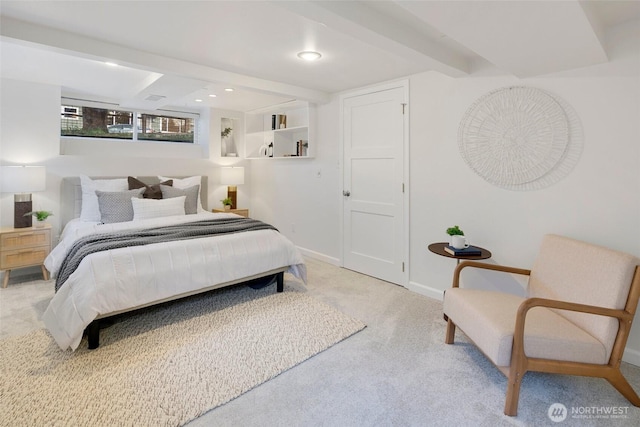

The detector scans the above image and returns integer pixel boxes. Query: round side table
[428,242,492,264]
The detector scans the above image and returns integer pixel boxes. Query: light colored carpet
[0,283,365,426]
[2,259,639,426]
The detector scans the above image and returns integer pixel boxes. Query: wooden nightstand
[212,208,249,218]
[1,225,51,288]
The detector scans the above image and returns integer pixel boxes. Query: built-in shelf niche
[245,101,314,159]
[221,117,239,158]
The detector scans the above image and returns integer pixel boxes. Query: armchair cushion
[444,288,607,367]
[529,235,639,361]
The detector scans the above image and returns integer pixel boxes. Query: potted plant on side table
[24,210,53,228]
[446,225,464,247]
[221,197,233,211]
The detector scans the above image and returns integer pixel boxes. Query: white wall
[249,97,341,264]
[1,79,60,233]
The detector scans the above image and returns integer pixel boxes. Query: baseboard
[297,246,340,266]
[622,347,640,367]
[408,281,444,301]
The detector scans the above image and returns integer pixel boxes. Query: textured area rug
[0,284,365,426]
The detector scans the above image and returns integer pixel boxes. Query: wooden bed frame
[59,176,287,349]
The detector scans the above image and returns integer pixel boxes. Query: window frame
[60,97,200,145]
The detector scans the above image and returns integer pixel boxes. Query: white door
[342,85,407,285]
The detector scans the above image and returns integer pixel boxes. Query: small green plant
[221,127,232,138]
[221,197,233,206]
[24,210,54,221]
[446,225,464,236]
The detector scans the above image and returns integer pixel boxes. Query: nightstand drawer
[0,245,50,269]
[1,229,51,250]
[1,225,52,287]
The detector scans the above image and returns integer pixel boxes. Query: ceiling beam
[274,0,470,77]
[397,0,608,77]
[0,16,330,105]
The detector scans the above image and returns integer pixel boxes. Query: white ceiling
[1,0,639,112]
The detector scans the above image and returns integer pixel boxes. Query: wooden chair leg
[606,369,640,406]
[504,367,524,416]
[2,270,10,288]
[445,319,456,344]
[41,265,50,281]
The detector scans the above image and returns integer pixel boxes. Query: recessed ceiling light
[209,94,217,98]
[297,51,322,61]
[105,61,118,67]
[194,99,203,102]
[225,88,234,92]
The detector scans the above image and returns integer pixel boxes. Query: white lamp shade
[1,166,46,193]
[220,167,244,185]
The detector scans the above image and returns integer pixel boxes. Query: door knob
[343,190,351,197]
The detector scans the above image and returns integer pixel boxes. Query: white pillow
[158,175,204,212]
[80,175,128,222]
[160,184,199,214]
[132,196,186,221]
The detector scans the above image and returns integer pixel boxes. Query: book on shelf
[444,245,482,256]
[296,139,308,156]
[271,114,286,130]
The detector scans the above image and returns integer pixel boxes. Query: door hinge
[401,103,407,114]
[402,183,405,193]
[402,262,405,272]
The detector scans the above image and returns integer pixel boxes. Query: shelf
[274,125,307,134]
[246,126,307,137]
[245,101,314,159]
[246,155,312,160]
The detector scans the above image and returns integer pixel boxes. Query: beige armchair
[443,234,640,416]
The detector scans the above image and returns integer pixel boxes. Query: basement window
[60,100,197,144]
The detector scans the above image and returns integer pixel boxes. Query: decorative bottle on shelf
[268,142,274,157]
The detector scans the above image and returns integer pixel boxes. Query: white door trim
[338,79,410,287]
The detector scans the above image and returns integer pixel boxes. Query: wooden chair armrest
[452,261,531,288]
[512,297,633,361]
[516,297,632,323]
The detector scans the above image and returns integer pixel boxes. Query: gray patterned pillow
[96,188,145,224]
[160,184,199,214]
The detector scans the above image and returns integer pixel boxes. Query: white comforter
[43,212,306,351]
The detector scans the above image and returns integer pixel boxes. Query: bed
[43,175,306,351]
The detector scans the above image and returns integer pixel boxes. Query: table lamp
[220,166,244,210]
[1,165,46,228]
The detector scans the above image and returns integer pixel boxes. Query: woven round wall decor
[458,86,582,190]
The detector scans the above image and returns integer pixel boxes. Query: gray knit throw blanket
[55,217,277,292]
